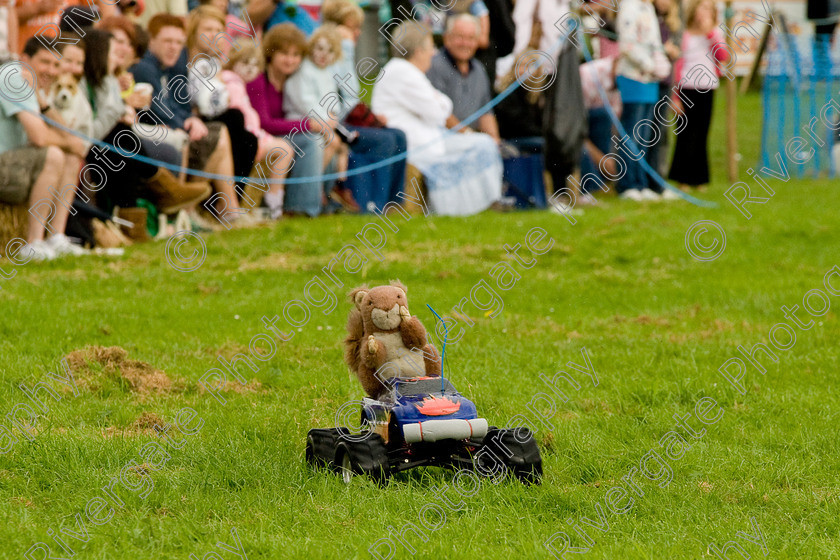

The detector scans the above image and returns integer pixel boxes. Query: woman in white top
[371,22,502,216]
[82,29,205,213]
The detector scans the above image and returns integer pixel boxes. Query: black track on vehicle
[482,427,543,485]
[305,428,349,468]
[333,434,390,485]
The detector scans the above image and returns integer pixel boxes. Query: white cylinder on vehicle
[403,418,489,443]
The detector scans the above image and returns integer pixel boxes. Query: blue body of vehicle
[362,377,480,438]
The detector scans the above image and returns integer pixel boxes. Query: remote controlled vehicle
[305,376,542,485]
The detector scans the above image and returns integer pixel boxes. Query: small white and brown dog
[48,73,94,141]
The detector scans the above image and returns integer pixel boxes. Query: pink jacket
[221,69,266,140]
[673,29,729,85]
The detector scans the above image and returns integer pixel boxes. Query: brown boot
[92,218,133,248]
[146,168,212,214]
[330,184,360,213]
[117,207,151,243]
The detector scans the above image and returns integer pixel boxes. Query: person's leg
[139,135,182,169]
[90,125,157,209]
[624,102,656,192]
[387,128,408,201]
[346,126,407,209]
[256,135,293,195]
[25,148,82,249]
[102,124,157,180]
[322,134,339,174]
[648,84,671,177]
[637,102,656,192]
[202,125,241,215]
[581,107,611,189]
[48,154,83,236]
[337,145,350,178]
[179,143,189,183]
[695,89,714,187]
[25,146,64,243]
[668,88,703,187]
[580,140,598,178]
[284,135,324,217]
[590,107,613,156]
[212,109,259,192]
[137,132,195,200]
[618,102,645,192]
[257,134,293,217]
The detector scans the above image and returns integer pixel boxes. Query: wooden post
[725,0,738,182]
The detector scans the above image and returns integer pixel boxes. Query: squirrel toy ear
[355,290,368,307]
[349,287,368,308]
[390,280,408,296]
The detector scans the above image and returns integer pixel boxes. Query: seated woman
[284,24,352,206]
[186,6,259,203]
[371,22,503,216]
[81,29,210,214]
[246,23,326,217]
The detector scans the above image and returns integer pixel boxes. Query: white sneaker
[46,234,87,256]
[639,188,661,201]
[21,240,56,261]
[660,189,682,201]
[263,190,284,220]
[92,247,125,256]
[619,189,643,201]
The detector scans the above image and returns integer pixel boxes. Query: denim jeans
[617,102,655,192]
[646,83,672,181]
[580,107,613,190]
[284,135,325,217]
[345,126,407,213]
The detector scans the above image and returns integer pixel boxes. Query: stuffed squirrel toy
[344,281,442,398]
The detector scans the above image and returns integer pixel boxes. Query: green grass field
[1,91,838,559]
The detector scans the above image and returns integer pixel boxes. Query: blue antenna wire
[426,304,447,395]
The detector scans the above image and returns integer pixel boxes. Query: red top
[245,72,306,137]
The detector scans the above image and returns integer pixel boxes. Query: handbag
[344,103,385,128]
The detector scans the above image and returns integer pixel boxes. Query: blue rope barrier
[3,37,557,187]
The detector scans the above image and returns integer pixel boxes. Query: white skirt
[409,132,503,217]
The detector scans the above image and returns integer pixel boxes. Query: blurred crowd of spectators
[0,0,728,260]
